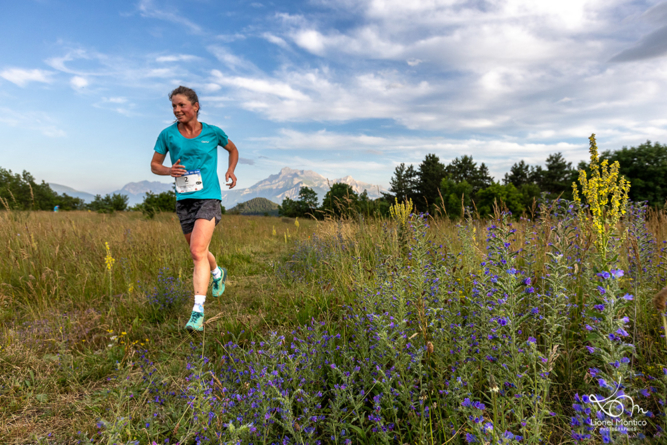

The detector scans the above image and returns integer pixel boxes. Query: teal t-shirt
[154,122,229,201]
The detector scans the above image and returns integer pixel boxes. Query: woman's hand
[225,170,237,189]
[170,159,187,177]
[151,152,186,177]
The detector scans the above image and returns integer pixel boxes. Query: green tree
[0,167,84,210]
[387,163,417,202]
[278,197,299,218]
[475,182,525,217]
[503,160,534,187]
[540,153,576,198]
[138,191,176,218]
[323,183,358,217]
[518,183,542,213]
[54,193,85,211]
[416,154,446,212]
[87,193,128,213]
[445,155,493,195]
[601,141,667,207]
[297,186,319,216]
[440,178,473,219]
[279,186,320,218]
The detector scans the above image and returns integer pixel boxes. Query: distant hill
[220,167,385,207]
[111,181,174,206]
[228,197,280,216]
[48,183,95,203]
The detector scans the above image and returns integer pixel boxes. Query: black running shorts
[175,199,222,234]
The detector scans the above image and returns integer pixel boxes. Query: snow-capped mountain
[219,167,385,207]
[49,169,385,208]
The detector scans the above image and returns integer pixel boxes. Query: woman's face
[171,94,199,124]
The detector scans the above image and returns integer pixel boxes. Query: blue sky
[2,0,667,194]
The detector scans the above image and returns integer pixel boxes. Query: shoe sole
[185,325,203,332]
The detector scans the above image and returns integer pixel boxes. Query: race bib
[175,169,204,194]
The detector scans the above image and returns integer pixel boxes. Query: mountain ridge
[219,167,385,207]
[48,183,96,203]
[49,168,386,207]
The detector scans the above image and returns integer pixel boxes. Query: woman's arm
[151,152,186,177]
[223,140,239,189]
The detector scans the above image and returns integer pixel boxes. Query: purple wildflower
[611,269,624,279]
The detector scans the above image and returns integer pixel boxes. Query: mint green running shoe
[185,310,204,331]
[212,266,228,297]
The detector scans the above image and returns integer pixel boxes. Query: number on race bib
[175,169,204,194]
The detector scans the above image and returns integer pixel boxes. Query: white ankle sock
[211,267,222,279]
[193,294,206,313]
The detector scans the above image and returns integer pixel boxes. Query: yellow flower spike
[389,197,414,228]
[104,242,116,271]
[572,134,631,265]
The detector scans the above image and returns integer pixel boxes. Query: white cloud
[210,70,310,101]
[103,97,127,103]
[261,155,389,177]
[252,128,594,179]
[46,47,189,91]
[201,94,232,104]
[207,46,258,72]
[292,29,328,55]
[208,67,439,125]
[156,54,199,62]
[0,68,54,86]
[0,107,66,137]
[94,97,136,116]
[144,68,175,78]
[216,33,246,42]
[262,33,290,49]
[188,0,667,145]
[202,83,222,92]
[70,76,89,89]
[137,0,202,34]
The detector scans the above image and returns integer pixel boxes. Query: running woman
[150,86,239,331]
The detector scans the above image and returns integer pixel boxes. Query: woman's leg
[186,218,217,296]
[184,230,218,276]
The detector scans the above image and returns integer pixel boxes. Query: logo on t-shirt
[202,140,210,143]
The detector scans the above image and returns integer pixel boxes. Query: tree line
[279,140,667,219]
[2,139,666,217]
[278,183,388,219]
[0,167,174,215]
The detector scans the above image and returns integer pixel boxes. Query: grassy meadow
[3,184,667,443]
[0,211,326,443]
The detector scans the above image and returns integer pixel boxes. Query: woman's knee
[190,246,208,262]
